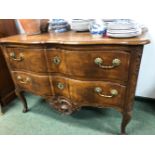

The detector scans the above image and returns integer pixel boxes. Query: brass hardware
[94,57,121,69]
[17,76,31,84]
[10,52,24,61]
[110,89,118,96]
[57,82,65,90]
[112,59,121,67]
[94,87,102,93]
[53,56,61,65]
[94,87,118,98]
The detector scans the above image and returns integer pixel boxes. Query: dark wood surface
[0,31,150,134]
[0,19,18,114]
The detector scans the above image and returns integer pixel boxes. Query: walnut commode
[0,31,150,134]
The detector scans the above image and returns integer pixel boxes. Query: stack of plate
[107,19,142,38]
[71,19,94,32]
[48,19,70,33]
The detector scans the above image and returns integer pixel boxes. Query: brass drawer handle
[52,56,61,65]
[94,87,118,98]
[10,52,24,61]
[17,76,31,84]
[94,57,121,69]
[57,82,65,90]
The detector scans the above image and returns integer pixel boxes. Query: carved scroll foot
[15,89,29,113]
[121,111,132,135]
[0,102,3,115]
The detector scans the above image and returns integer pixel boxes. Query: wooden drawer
[12,72,52,96]
[50,76,126,108]
[69,79,126,108]
[5,48,47,73]
[47,48,130,81]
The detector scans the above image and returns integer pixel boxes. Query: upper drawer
[5,48,47,73]
[47,49,130,81]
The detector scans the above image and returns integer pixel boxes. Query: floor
[0,93,155,135]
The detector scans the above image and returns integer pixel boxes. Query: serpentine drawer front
[46,48,130,81]
[69,79,126,109]
[5,48,46,73]
[0,31,150,134]
[51,76,125,108]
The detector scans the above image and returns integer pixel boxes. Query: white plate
[71,22,91,31]
[72,19,93,23]
[71,27,89,31]
[107,28,142,34]
[107,31,142,38]
[107,20,138,30]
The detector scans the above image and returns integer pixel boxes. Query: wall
[135,20,155,98]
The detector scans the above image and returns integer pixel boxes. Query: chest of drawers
[0,32,150,134]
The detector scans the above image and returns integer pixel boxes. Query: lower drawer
[12,72,52,96]
[51,76,126,108]
[69,80,126,108]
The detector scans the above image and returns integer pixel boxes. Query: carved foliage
[125,46,143,112]
[49,96,80,115]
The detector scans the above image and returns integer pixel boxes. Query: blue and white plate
[48,19,70,33]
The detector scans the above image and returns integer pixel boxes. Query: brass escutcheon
[57,82,65,90]
[53,56,61,65]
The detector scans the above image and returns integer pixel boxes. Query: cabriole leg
[121,111,132,135]
[15,89,28,113]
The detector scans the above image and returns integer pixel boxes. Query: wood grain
[0,31,150,45]
[12,71,52,96]
[0,31,150,134]
[5,47,47,73]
